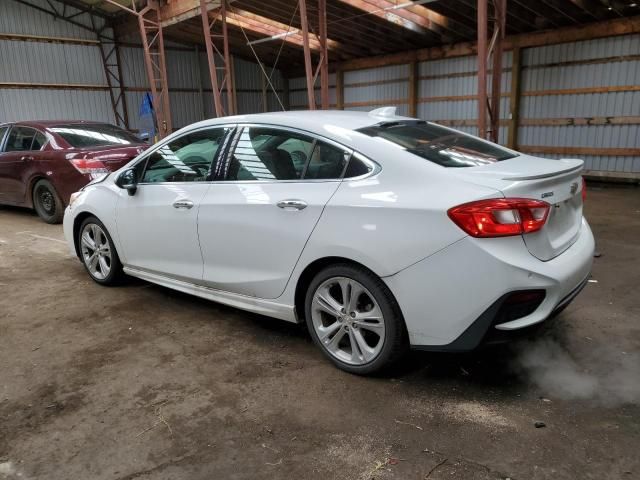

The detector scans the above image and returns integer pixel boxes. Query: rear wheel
[304,264,408,374]
[78,216,124,285]
[32,179,64,224]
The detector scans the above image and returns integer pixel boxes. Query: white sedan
[63,108,594,374]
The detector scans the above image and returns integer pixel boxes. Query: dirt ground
[0,185,638,480]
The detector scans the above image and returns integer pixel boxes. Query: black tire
[304,263,408,375]
[77,216,124,286]
[32,179,64,224]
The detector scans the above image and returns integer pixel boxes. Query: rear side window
[357,121,517,167]
[221,127,358,182]
[224,127,313,181]
[304,142,350,180]
[5,127,36,152]
[50,123,140,148]
[31,131,47,150]
[344,152,373,178]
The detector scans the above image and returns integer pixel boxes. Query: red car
[0,121,147,223]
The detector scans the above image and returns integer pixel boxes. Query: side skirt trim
[123,266,297,323]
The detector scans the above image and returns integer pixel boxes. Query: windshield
[357,121,517,167]
[51,123,141,148]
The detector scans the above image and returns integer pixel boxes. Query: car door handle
[172,199,194,209]
[20,156,34,161]
[277,199,307,211]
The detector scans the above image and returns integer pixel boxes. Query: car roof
[185,109,415,134]
[2,120,108,129]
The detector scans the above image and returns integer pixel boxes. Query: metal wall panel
[1,0,285,130]
[520,33,640,173]
[0,0,102,39]
[344,64,408,107]
[287,73,336,110]
[0,0,112,124]
[0,40,105,84]
[0,88,115,123]
[419,51,511,140]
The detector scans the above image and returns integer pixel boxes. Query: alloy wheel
[80,223,112,280]
[310,276,386,365]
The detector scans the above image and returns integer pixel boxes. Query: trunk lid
[452,155,585,261]
[70,144,148,171]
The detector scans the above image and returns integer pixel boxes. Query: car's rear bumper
[383,218,595,349]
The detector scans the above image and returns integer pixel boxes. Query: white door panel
[115,184,209,282]
[198,181,340,299]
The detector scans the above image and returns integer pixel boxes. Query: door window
[5,127,36,152]
[223,127,314,181]
[140,127,231,183]
[31,131,48,150]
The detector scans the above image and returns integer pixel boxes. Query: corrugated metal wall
[0,0,285,132]
[0,0,113,124]
[288,73,337,111]
[287,33,639,175]
[518,34,640,174]
[2,0,637,175]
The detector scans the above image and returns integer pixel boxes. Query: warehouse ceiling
[59,0,640,72]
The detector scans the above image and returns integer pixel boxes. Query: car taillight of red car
[68,157,109,175]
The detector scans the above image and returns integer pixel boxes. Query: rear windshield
[357,121,517,167]
[51,123,140,148]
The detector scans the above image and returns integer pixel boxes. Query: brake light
[448,198,550,238]
[69,158,108,175]
[582,177,587,202]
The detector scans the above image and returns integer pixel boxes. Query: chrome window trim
[0,124,10,152]
[220,123,379,184]
[132,121,380,186]
[3,125,46,153]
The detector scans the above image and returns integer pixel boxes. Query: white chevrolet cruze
[64,108,594,374]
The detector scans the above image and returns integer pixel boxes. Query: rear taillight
[448,198,550,238]
[582,177,587,202]
[69,158,108,175]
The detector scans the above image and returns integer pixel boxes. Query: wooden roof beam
[335,14,640,72]
[222,7,341,52]
[160,0,221,27]
[335,0,467,41]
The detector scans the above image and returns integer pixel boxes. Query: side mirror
[116,168,138,196]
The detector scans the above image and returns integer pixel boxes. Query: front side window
[5,127,36,152]
[357,120,517,167]
[141,128,231,183]
[224,127,314,181]
[51,123,140,148]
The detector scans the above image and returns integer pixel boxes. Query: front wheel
[304,264,408,375]
[78,217,124,285]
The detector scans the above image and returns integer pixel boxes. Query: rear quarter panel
[24,146,89,208]
[277,145,505,305]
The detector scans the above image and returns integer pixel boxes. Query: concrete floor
[0,185,638,480]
